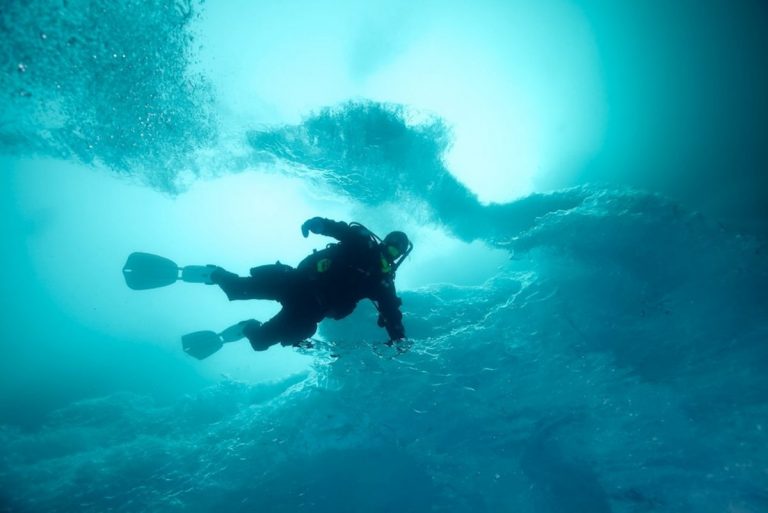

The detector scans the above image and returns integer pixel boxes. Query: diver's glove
[301,217,325,238]
[384,337,411,356]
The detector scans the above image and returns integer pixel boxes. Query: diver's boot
[209,266,239,286]
[243,320,276,352]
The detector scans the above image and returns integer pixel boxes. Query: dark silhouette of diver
[122,218,412,358]
[212,217,411,351]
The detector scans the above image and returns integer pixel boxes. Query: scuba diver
[122,217,412,359]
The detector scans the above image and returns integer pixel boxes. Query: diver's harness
[309,222,412,277]
[310,222,413,333]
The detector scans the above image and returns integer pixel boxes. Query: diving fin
[182,331,223,360]
[123,253,219,290]
[181,320,256,360]
[123,252,179,290]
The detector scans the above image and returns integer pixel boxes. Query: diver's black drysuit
[211,219,406,351]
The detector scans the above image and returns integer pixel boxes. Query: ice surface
[2,185,766,513]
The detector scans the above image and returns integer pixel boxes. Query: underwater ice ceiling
[2,0,767,232]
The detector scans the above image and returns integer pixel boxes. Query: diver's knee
[249,339,274,352]
[278,323,318,347]
[247,333,273,352]
[243,320,275,352]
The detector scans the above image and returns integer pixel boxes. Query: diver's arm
[375,283,406,341]
[301,217,354,241]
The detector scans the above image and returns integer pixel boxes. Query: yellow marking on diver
[316,258,332,273]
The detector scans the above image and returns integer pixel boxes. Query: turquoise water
[1,1,767,512]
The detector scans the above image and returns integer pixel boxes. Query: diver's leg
[244,307,318,351]
[210,268,260,300]
[212,264,296,301]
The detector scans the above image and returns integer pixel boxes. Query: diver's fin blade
[182,331,223,360]
[123,252,179,290]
